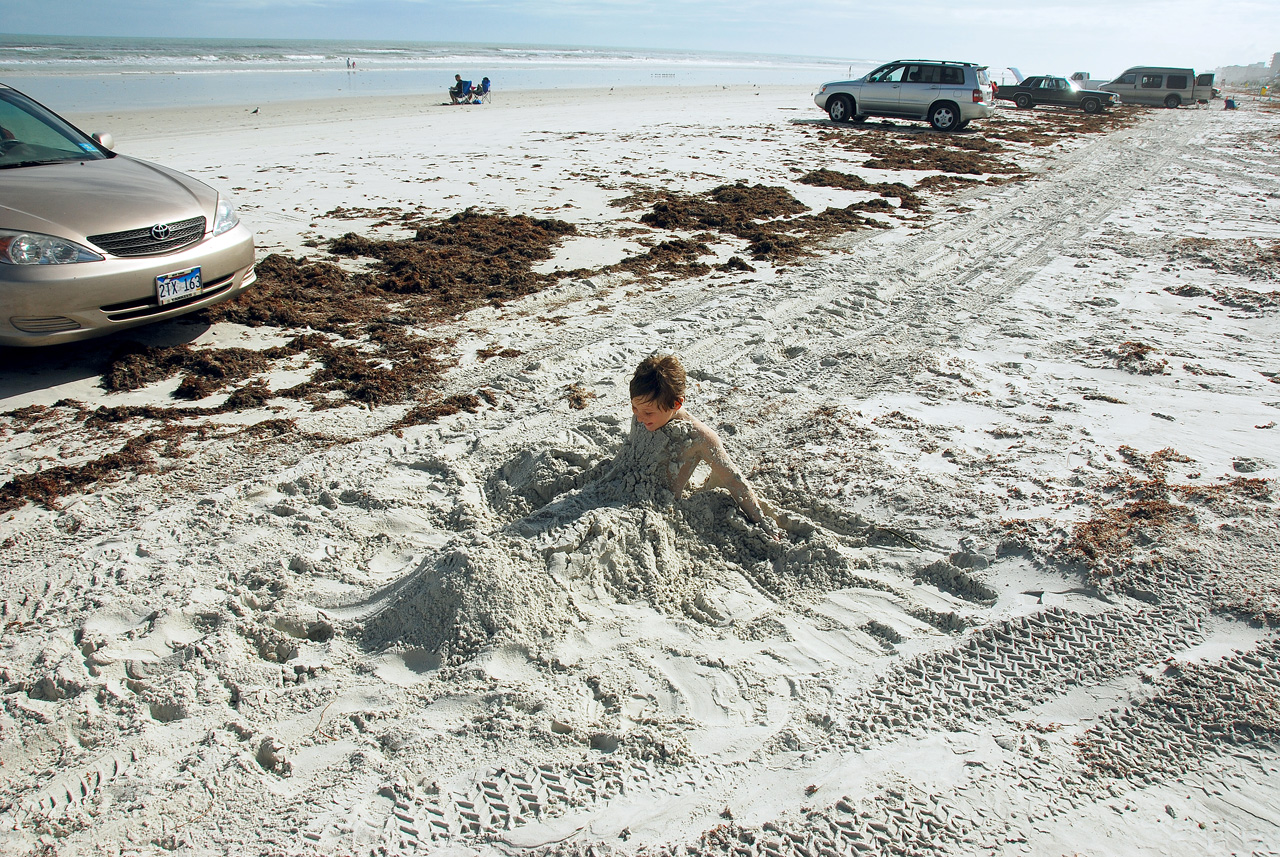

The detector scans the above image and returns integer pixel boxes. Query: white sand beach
[2,86,1279,856]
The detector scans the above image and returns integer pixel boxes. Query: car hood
[0,154,217,242]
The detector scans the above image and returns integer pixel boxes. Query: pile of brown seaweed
[614,182,894,263]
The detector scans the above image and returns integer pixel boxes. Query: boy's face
[631,395,681,432]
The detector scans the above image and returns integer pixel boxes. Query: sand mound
[360,418,868,662]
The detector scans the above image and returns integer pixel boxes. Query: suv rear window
[902,65,966,85]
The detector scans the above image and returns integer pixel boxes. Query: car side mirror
[92,131,114,151]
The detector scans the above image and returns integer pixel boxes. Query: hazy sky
[10,0,1279,79]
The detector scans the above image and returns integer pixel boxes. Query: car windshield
[1066,79,1082,92]
[0,88,111,169]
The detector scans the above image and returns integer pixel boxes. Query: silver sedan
[1,83,255,347]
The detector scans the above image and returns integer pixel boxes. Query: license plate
[156,266,203,306]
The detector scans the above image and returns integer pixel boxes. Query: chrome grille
[88,216,206,257]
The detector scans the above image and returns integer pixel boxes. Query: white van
[1100,67,1216,107]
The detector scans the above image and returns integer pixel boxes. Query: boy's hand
[756,517,785,542]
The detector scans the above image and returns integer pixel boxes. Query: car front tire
[827,95,854,123]
[929,103,961,132]
[1081,97,1101,114]
[1015,93,1033,109]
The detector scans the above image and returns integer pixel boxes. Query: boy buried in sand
[630,354,781,537]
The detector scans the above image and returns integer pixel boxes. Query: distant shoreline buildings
[1215,52,1279,85]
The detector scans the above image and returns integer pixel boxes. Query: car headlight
[212,196,240,236]
[0,230,104,265]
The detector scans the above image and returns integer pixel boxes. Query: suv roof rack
[891,59,977,66]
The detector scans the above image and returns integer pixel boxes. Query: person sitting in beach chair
[449,75,472,104]
[470,77,491,103]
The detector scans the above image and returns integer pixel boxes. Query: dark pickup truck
[996,76,1119,113]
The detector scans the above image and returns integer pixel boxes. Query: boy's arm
[683,423,772,528]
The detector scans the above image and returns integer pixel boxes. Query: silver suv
[815,60,995,132]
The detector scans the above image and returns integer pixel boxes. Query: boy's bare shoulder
[671,410,722,447]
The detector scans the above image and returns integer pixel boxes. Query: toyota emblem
[151,223,172,241]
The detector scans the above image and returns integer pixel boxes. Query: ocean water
[0,35,875,113]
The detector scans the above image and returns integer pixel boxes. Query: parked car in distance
[995,76,1119,113]
[815,59,996,132]
[1,82,256,347]
[1099,67,1216,107]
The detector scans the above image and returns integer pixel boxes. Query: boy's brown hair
[629,354,686,411]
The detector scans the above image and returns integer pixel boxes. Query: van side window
[1117,73,1137,85]
[1141,75,1163,89]
[1167,75,1188,89]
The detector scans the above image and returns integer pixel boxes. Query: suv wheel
[827,95,854,123]
[928,103,961,132]
[1081,97,1101,114]
[1164,94,1181,108]
[1015,93,1033,109]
